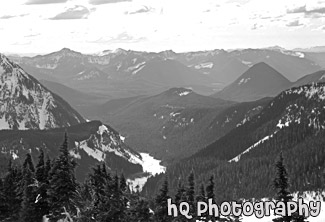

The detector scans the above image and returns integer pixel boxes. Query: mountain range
[143,83,325,200]
[8,47,325,99]
[0,53,85,130]
[213,62,325,102]
[0,55,146,181]
[88,87,272,161]
[2,46,325,218]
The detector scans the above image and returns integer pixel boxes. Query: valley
[1,46,325,221]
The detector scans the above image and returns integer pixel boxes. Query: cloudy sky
[0,0,325,54]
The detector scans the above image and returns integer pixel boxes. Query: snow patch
[127,153,166,192]
[238,78,251,85]
[179,91,191,96]
[241,60,252,66]
[229,133,276,162]
[194,62,214,69]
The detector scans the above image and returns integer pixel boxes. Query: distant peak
[60,47,72,52]
[0,53,8,60]
[249,62,275,71]
[237,61,290,84]
[57,48,80,54]
[252,62,269,67]
[264,45,287,51]
[0,53,14,69]
[166,87,193,96]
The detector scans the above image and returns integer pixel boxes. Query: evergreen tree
[47,133,78,221]
[272,153,308,222]
[128,191,152,222]
[35,149,50,220]
[119,173,128,221]
[96,173,122,222]
[196,183,206,203]
[154,176,172,222]
[76,180,96,222]
[206,175,215,201]
[133,198,151,222]
[20,167,38,222]
[89,164,107,208]
[2,160,21,221]
[196,184,206,222]
[174,181,187,222]
[23,153,35,173]
[206,175,220,221]
[175,181,186,205]
[44,155,52,177]
[0,160,20,221]
[35,149,45,181]
[186,171,195,221]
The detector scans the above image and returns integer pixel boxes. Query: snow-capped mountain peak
[0,53,85,130]
[71,123,142,165]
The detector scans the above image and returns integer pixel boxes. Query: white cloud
[89,0,131,4]
[0,0,324,54]
[26,0,68,4]
[51,5,92,20]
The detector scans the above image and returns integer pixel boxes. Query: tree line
[0,133,315,221]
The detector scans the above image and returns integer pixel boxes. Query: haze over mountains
[212,62,292,102]
[8,46,324,100]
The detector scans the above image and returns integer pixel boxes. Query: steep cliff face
[0,53,85,130]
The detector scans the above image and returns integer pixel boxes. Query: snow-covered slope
[226,83,325,162]
[70,124,142,164]
[127,152,166,192]
[0,53,85,130]
[0,121,143,180]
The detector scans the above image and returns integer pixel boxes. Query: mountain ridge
[0,53,85,130]
[212,62,292,102]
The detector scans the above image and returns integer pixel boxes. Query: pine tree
[174,181,187,222]
[90,164,107,208]
[119,173,128,221]
[44,155,52,177]
[227,186,242,222]
[96,173,123,222]
[47,133,78,221]
[206,175,215,201]
[3,161,23,221]
[272,153,308,222]
[154,176,172,222]
[78,181,96,222]
[175,181,186,205]
[20,167,38,222]
[206,175,220,221]
[112,173,123,221]
[133,198,151,222]
[186,171,195,221]
[23,153,35,173]
[0,160,20,221]
[35,149,45,181]
[273,153,292,222]
[196,184,206,222]
[196,184,206,203]
[34,149,50,220]
[128,191,152,222]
